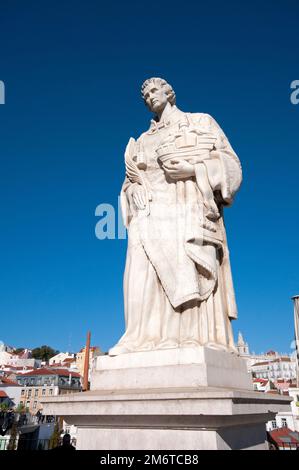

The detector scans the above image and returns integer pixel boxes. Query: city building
[267,427,299,450]
[0,365,35,378]
[0,376,22,408]
[0,348,41,370]
[0,342,14,354]
[267,410,296,433]
[0,350,14,366]
[16,368,82,414]
[253,378,272,392]
[75,346,103,378]
[251,357,296,381]
[49,352,76,366]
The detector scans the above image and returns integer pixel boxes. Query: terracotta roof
[62,358,75,363]
[268,428,299,448]
[0,377,20,386]
[52,369,80,377]
[253,378,268,383]
[0,390,8,398]
[17,368,81,378]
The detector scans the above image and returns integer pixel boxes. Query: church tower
[237,332,250,356]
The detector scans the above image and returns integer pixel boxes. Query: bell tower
[237,332,250,356]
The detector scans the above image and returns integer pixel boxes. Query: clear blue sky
[0,0,298,355]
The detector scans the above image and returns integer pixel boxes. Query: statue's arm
[121,134,150,226]
[196,114,242,205]
[120,177,138,228]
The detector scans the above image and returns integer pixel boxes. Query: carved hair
[141,77,176,106]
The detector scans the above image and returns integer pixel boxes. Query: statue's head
[141,77,176,114]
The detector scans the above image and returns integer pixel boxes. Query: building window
[272,421,277,429]
[49,389,53,396]
[26,401,30,409]
[281,418,287,428]
[21,389,25,396]
[28,389,32,398]
[42,389,46,396]
[34,389,38,397]
[33,401,37,409]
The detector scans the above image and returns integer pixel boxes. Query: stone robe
[110,106,242,355]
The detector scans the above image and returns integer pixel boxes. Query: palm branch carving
[125,137,151,216]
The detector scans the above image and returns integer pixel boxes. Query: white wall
[288,388,299,432]
[49,353,75,365]
[0,385,22,407]
[266,412,295,432]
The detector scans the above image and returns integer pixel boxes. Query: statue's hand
[131,184,147,210]
[163,159,195,180]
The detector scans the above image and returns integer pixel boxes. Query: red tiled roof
[0,391,8,398]
[52,369,81,377]
[269,427,299,447]
[18,368,81,378]
[0,377,20,386]
[253,378,268,383]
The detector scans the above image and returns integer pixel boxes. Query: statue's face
[143,83,169,114]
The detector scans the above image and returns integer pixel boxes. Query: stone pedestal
[41,347,292,450]
[91,347,252,391]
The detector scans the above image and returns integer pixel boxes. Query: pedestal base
[42,386,291,450]
[41,348,291,450]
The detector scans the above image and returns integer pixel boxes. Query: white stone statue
[109,77,242,356]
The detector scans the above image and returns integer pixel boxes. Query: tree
[15,403,25,414]
[14,348,24,355]
[31,345,59,362]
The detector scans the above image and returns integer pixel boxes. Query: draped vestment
[110,107,242,354]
